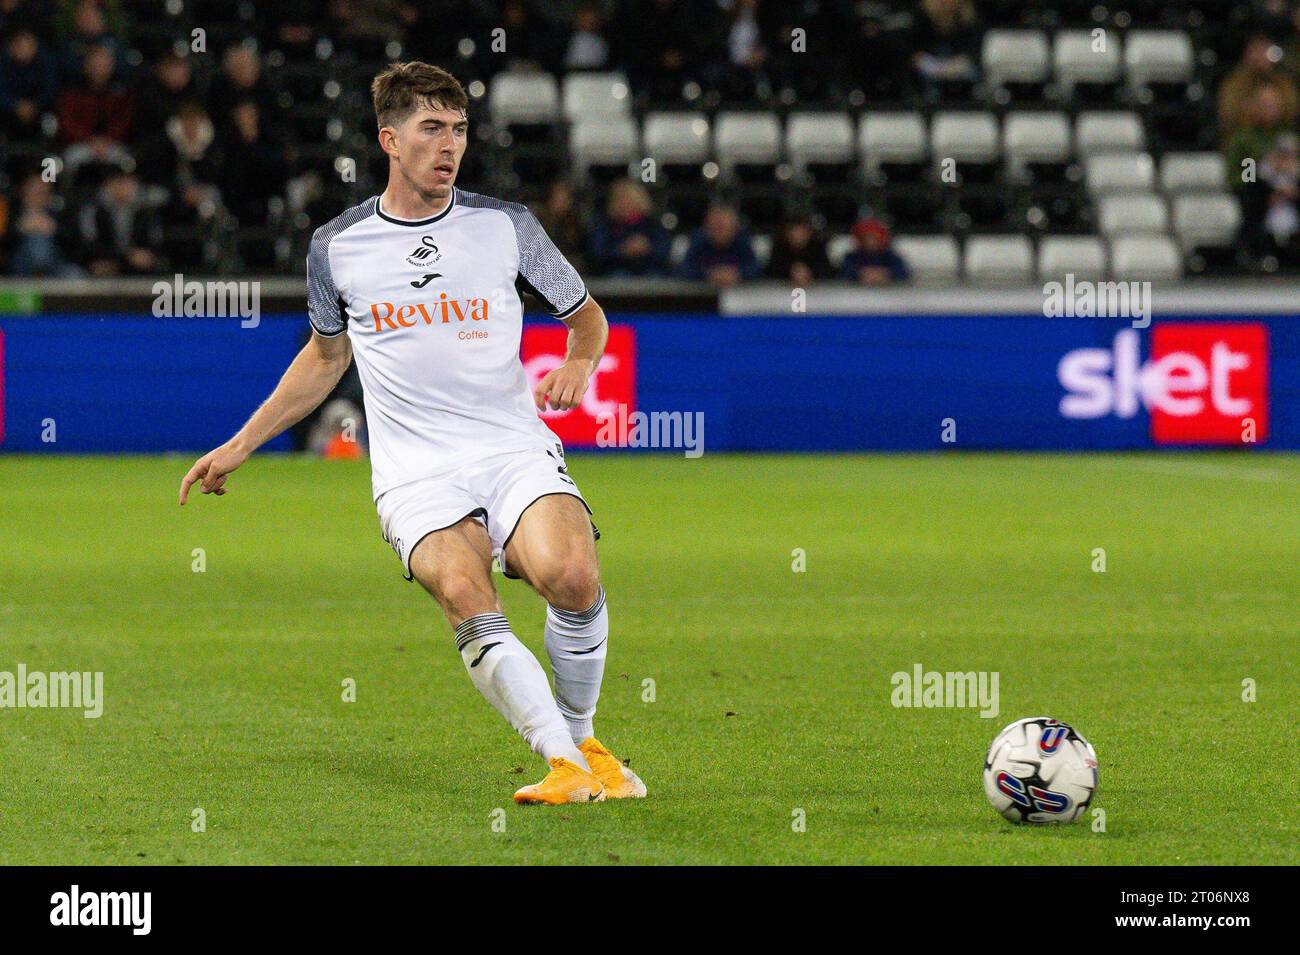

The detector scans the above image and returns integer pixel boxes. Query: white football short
[375,444,593,581]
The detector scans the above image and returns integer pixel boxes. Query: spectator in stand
[209,44,273,120]
[1226,82,1291,191]
[1218,33,1298,138]
[587,179,670,277]
[0,0,53,37]
[498,0,560,73]
[1259,133,1300,250]
[624,0,719,101]
[534,179,586,268]
[135,50,198,141]
[5,172,82,276]
[137,100,223,256]
[57,42,131,144]
[564,2,611,71]
[0,25,57,140]
[721,0,769,100]
[841,218,910,285]
[678,203,760,287]
[57,42,134,174]
[75,166,162,276]
[911,0,981,96]
[56,0,127,79]
[217,100,287,228]
[765,214,833,285]
[266,1,322,60]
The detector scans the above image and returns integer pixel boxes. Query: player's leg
[505,494,646,798]
[408,518,604,804]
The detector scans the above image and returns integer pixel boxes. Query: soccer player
[178,62,644,806]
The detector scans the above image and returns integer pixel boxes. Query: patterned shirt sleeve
[306,227,347,337]
[513,208,589,319]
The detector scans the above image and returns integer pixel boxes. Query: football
[983,717,1099,824]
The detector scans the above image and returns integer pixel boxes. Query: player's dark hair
[371,61,468,130]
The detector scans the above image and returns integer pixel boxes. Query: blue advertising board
[0,312,1295,452]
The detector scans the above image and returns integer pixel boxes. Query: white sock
[454,613,590,769]
[544,586,608,745]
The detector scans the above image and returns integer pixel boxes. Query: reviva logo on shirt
[368,294,489,332]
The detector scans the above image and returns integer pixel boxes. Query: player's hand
[179,441,249,505]
[534,359,594,412]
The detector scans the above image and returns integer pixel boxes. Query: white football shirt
[305,188,589,499]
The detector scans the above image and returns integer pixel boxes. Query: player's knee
[542,558,601,612]
[435,571,496,620]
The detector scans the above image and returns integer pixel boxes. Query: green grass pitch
[0,452,1295,865]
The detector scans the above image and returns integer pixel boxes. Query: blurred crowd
[0,0,1295,282]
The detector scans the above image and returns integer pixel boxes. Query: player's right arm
[178,330,352,504]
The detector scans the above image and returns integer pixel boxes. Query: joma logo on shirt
[369,295,489,332]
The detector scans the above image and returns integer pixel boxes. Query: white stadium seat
[893,235,961,283]
[714,112,782,170]
[983,30,1051,86]
[786,112,855,167]
[1085,152,1156,194]
[1125,30,1195,86]
[1160,153,1228,194]
[561,72,632,121]
[1075,111,1144,155]
[826,234,856,269]
[1111,235,1182,281]
[642,112,711,164]
[859,113,928,170]
[1038,236,1108,281]
[1003,112,1072,164]
[1098,193,1169,236]
[1172,194,1242,249]
[1054,30,1122,88]
[569,117,638,179]
[964,235,1034,284]
[488,71,560,125]
[930,112,1000,163]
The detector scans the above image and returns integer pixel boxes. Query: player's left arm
[533,295,607,412]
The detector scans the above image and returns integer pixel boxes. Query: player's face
[394,103,468,198]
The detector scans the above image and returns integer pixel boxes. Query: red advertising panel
[520,324,636,446]
[1150,323,1268,445]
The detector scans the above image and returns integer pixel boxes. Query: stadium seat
[1111,234,1183,280]
[826,234,855,270]
[1003,112,1072,179]
[1097,193,1169,236]
[859,113,928,180]
[893,235,961,283]
[642,112,711,180]
[1124,30,1195,88]
[1084,152,1156,195]
[488,72,561,126]
[786,113,856,180]
[982,30,1051,87]
[1037,236,1108,280]
[561,72,633,122]
[569,117,639,182]
[931,113,1000,163]
[1054,30,1122,90]
[1075,111,1145,156]
[751,234,773,267]
[714,112,783,182]
[931,113,1000,183]
[964,235,1034,283]
[1171,194,1242,249]
[1159,153,1228,194]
